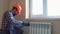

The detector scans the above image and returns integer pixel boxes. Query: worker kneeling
[1,4,30,34]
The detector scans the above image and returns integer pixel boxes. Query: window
[25,0,60,19]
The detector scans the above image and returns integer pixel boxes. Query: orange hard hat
[13,4,22,14]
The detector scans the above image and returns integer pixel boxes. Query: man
[1,4,30,34]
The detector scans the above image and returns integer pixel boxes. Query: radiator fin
[29,22,52,34]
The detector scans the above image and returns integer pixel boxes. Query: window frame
[25,0,60,19]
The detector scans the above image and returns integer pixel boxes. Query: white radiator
[29,22,52,34]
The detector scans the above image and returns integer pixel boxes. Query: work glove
[22,21,30,26]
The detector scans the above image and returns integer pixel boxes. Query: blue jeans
[9,27,23,34]
[10,28,16,34]
[8,24,23,34]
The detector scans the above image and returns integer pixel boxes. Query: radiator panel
[29,22,52,34]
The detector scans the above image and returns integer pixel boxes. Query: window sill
[26,17,60,21]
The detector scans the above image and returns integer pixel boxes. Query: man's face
[13,9,18,16]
